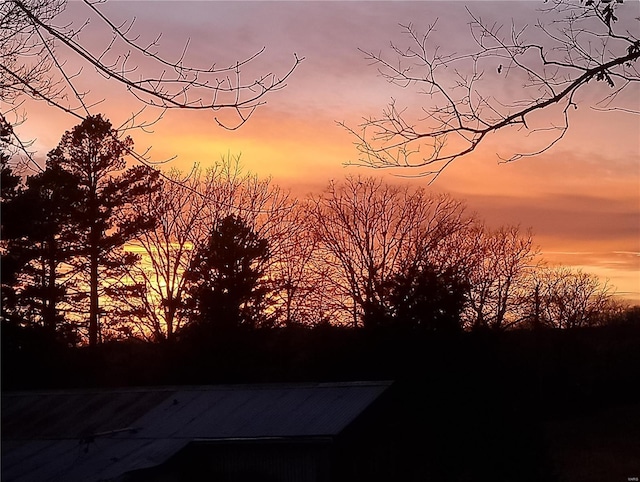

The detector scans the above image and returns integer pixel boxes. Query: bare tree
[1,0,302,168]
[342,0,639,179]
[463,225,540,331]
[532,265,616,329]
[308,175,470,327]
[111,168,209,342]
[267,204,320,327]
[267,202,346,328]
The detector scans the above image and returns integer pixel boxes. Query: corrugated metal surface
[135,382,390,439]
[1,381,391,482]
[2,389,171,440]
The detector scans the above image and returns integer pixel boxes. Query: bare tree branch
[1,0,303,170]
[341,0,639,181]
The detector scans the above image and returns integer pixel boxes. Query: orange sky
[13,1,640,302]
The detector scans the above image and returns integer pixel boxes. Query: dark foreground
[3,323,640,481]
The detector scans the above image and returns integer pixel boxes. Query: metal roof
[2,381,391,482]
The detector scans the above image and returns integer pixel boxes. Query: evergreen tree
[389,265,468,333]
[1,165,83,341]
[185,215,272,333]
[1,158,25,325]
[47,114,160,345]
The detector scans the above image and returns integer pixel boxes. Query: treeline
[1,115,636,347]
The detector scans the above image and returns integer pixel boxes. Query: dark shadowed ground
[3,323,640,481]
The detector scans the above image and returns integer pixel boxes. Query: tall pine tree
[47,114,160,345]
[1,155,25,326]
[1,165,83,341]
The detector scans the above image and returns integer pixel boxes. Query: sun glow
[119,242,195,339]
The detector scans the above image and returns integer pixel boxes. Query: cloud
[13,0,638,300]
[458,192,638,243]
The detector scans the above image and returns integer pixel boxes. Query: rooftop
[2,381,391,482]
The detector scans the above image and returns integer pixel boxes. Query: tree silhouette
[117,158,298,340]
[47,114,160,345]
[389,264,469,333]
[185,214,271,334]
[268,204,333,327]
[1,165,83,342]
[308,176,471,328]
[342,0,639,179]
[1,159,26,325]
[532,266,616,329]
[113,169,210,342]
[464,225,539,331]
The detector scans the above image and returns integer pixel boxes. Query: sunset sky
[15,1,640,302]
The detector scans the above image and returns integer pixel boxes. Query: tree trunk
[533,284,541,330]
[88,232,100,346]
[165,293,175,343]
[44,241,57,334]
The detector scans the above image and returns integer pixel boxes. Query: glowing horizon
[10,1,639,303]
